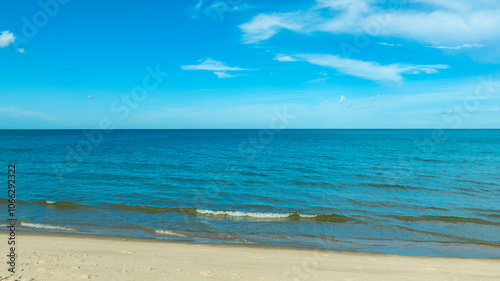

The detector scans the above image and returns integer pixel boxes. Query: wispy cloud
[192,0,245,20]
[274,54,298,62]
[181,58,253,78]
[86,95,96,100]
[0,107,57,121]
[214,71,237,79]
[0,31,15,48]
[338,95,352,107]
[239,12,308,43]
[239,0,500,47]
[378,42,403,47]
[181,58,247,71]
[275,54,448,83]
[427,43,487,50]
[306,77,329,84]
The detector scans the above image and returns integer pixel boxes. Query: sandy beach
[0,231,499,281]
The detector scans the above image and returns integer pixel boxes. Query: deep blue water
[1,129,500,258]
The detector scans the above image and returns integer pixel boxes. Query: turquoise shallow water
[1,129,500,258]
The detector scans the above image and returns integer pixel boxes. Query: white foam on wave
[46,200,56,204]
[196,209,291,219]
[154,229,187,237]
[298,214,317,218]
[21,221,76,231]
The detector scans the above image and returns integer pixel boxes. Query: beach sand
[1,231,499,281]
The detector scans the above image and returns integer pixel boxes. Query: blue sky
[1,0,499,129]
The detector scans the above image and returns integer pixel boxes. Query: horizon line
[2,128,500,130]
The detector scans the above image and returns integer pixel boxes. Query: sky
[1,0,499,129]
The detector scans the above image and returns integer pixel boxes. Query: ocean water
[1,129,499,258]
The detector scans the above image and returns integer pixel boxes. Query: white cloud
[239,0,500,47]
[240,12,308,43]
[306,77,329,84]
[214,71,237,78]
[192,0,245,20]
[428,43,487,50]
[0,31,15,48]
[339,95,352,107]
[400,64,449,74]
[181,58,247,71]
[0,107,57,121]
[274,54,298,62]
[18,48,25,53]
[86,95,96,99]
[277,53,448,83]
[181,58,253,78]
[378,42,403,47]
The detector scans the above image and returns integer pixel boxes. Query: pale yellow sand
[1,232,499,281]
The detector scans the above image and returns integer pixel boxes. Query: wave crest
[21,221,76,231]
[196,209,353,222]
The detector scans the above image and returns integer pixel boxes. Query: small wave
[458,207,500,213]
[298,214,317,218]
[360,183,409,189]
[298,169,317,174]
[165,176,208,183]
[21,221,76,231]
[37,199,88,209]
[291,181,333,186]
[196,209,353,222]
[4,198,122,211]
[239,171,269,177]
[453,179,499,187]
[412,158,443,163]
[153,229,187,238]
[197,209,290,218]
[111,204,197,214]
[484,214,500,219]
[392,215,499,225]
[1,198,87,209]
[1,198,353,222]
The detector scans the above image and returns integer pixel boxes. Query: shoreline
[4,229,500,259]
[1,231,500,280]
[3,229,500,259]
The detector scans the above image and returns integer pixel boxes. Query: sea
[1,129,499,258]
